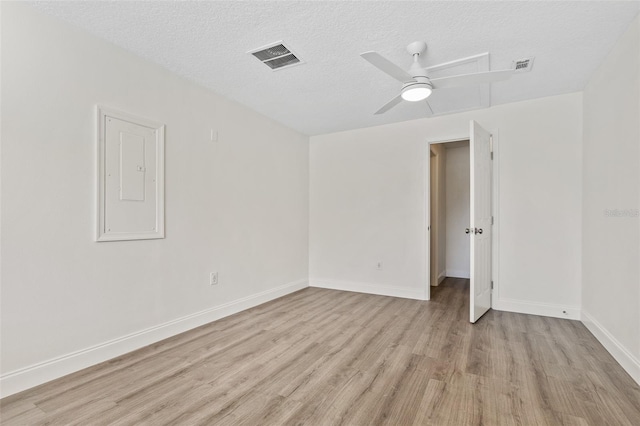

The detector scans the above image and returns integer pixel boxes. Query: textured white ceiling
[31,1,640,136]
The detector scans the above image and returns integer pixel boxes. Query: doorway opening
[430,140,470,287]
[429,140,471,311]
[426,121,494,323]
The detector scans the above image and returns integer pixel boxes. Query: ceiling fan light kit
[401,78,433,102]
[361,41,518,114]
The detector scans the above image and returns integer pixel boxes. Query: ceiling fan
[361,41,515,115]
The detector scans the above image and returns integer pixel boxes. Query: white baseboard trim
[310,278,426,301]
[0,279,308,398]
[445,269,470,279]
[493,297,580,320]
[430,272,447,287]
[581,310,640,386]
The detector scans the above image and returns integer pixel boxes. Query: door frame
[424,131,500,303]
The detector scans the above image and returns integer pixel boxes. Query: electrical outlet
[376,261,383,270]
[210,272,219,286]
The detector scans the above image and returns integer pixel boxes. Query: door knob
[465,228,470,234]
[475,228,483,234]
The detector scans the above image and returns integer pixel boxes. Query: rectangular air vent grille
[252,44,290,61]
[248,41,303,71]
[513,57,535,73]
[264,54,300,69]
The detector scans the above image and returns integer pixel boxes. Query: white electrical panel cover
[96,106,165,241]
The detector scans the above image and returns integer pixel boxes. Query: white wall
[0,3,309,396]
[581,14,640,384]
[445,144,470,279]
[310,92,583,315]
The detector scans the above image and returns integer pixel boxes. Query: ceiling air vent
[248,41,303,71]
[512,57,535,73]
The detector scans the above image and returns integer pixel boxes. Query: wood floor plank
[2,278,640,425]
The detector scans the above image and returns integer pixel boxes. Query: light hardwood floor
[2,278,640,425]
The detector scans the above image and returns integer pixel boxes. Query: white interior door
[469,120,492,323]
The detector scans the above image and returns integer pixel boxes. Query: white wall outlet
[210,129,218,142]
[210,272,219,286]
[376,261,383,270]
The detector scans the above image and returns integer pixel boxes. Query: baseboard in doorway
[0,279,309,398]
[430,272,446,287]
[445,270,470,279]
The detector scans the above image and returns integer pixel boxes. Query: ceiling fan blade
[425,99,434,115]
[430,69,514,89]
[374,94,403,115]
[361,51,414,83]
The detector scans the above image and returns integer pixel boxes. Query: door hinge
[490,135,494,160]
[491,281,494,290]
[491,216,494,225]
